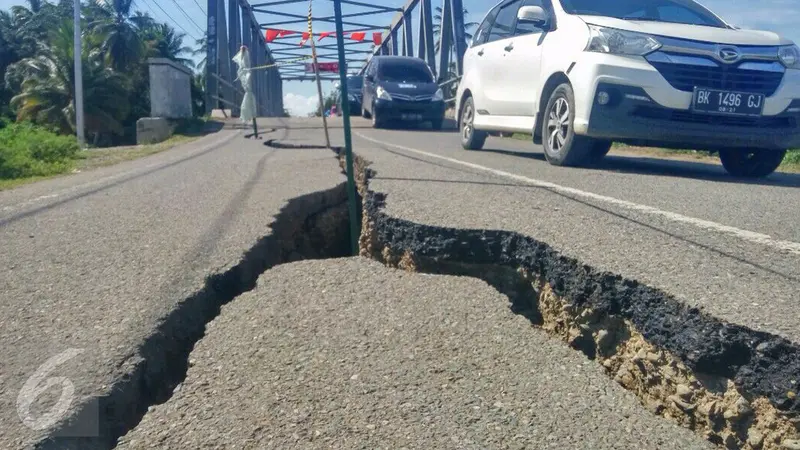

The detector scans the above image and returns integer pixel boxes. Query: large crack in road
[34,183,353,450]
[331,145,800,450]
[32,134,798,449]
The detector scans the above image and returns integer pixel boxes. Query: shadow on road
[379,118,459,133]
[475,147,800,188]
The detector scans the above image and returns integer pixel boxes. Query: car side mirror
[517,5,548,27]
[365,75,374,83]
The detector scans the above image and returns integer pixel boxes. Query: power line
[164,0,206,35]
[189,0,207,16]
[138,0,202,41]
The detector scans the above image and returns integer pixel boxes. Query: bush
[0,122,79,179]
[784,149,800,166]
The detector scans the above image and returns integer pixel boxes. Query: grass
[507,133,800,173]
[0,118,216,191]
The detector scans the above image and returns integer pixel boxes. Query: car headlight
[377,86,392,101]
[779,45,800,69]
[585,25,661,56]
[432,88,444,101]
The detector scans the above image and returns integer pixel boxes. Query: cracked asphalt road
[3,116,798,448]
[0,128,346,448]
[118,257,712,450]
[297,117,800,346]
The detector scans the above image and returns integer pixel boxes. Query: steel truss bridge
[205,0,470,116]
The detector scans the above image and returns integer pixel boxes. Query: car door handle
[504,42,514,52]
[477,49,484,56]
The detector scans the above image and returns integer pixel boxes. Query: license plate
[692,87,764,116]
[401,113,422,120]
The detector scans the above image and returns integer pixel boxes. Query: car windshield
[378,61,433,83]
[559,0,727,28]
[346,77,363,89]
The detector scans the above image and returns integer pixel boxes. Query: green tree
[143,22,194,67]
[87,0,147,71]
[432,6,478,55]
[10,19,131,139]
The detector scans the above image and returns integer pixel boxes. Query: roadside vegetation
[0,117,212,191]
[0,0,209,188]
[507,133,800,173]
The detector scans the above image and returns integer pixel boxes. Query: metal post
[333,0,360,256]
[277,71,284,115]
[73,0,84,147]
[437,0,452,82]
[264,52,270,116]
[417,2,426,60]
[228,0,241,116]
[310,37,331,147]
[421,0,436,74]
[216,0,232,115]
[255,36,263,116]
[450,0,467,75]
[390,30,398,55]
[403,10,413,57]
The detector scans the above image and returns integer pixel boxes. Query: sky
[2,0,799,116]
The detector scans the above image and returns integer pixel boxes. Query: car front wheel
[541,83,602,167]
[719,148,786,178]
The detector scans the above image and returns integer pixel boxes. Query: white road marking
[355,132,800,256]
[1,131,239,216]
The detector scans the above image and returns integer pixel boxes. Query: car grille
[391,93,433,102]
[631,106,795,129]
[647,54,785,96]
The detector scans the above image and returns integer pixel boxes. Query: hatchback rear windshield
[378,62,434,83]
[559,0,727,28]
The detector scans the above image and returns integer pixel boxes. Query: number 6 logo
[17,348,85,431]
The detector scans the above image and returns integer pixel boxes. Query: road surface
[1,117,797,449]
[338,117,800,345]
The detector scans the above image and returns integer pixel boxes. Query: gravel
[117,257,712,449]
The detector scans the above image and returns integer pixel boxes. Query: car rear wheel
[719,148,786,178]
[371,105,383,128]
[460,97,487,150]
[541,83,600,167]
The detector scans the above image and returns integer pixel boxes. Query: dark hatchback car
[361,56,446,129]
[336,75,363,116]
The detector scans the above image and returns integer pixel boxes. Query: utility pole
[333,0,359,255]
[310,37,331,148]
[73,0,85,148]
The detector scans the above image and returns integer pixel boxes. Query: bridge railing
[206,0,284,117]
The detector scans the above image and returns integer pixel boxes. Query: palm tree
[432,6,479,54]
[87,0,146,71]
[10,19,131,137]
[192,35,207,73]
[143,23,194,68]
